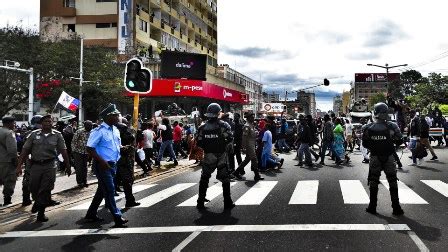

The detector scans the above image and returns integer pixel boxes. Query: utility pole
[79,37,84,125]
[0,61,34,122]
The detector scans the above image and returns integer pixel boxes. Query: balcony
[60,7,76,17]
[161,0,170,12]
[150,17,161,29]
[151,0,161,6]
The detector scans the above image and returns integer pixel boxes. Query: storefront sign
[137,79,247,104]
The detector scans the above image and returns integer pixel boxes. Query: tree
[0,26,132,119]
[406,73,448,109]
[369,92,387,108]
[400,70,423,96]
[439,104,448,115]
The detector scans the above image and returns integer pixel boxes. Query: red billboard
[136,79,248,104]
[355,73,400,83]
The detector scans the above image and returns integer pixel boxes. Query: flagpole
[78,37,84,125]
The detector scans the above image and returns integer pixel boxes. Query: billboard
[261,103,286,113]
[118,0,133,54]
[355,73,400,83]
[160,51,207,80]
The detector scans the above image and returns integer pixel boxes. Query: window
[96,23,114,28]
[139,19,148,32]
[67,24,76,32]
[96,0,117,2]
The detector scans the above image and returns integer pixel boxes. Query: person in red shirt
[173,121,188,159]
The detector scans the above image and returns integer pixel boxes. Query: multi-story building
[333,95,342,116]
[40,0,250,117]
[352,73,400,103]
[263,92,280,103]
[40,0,218,70]
[216,64,263,114]
[296,91,316,116]
[341,91,350,115]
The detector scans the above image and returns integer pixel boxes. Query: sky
[2,0,448,111]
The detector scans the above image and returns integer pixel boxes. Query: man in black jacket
[296,115,313,167]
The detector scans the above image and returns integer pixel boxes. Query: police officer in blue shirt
[84,103,128,227]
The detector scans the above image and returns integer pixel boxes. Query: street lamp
[366,63,408,88]
[1,60,34,123]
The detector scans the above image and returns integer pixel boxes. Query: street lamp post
[79,37,84,125]
[366,63,408,89]
[0,61,34,123]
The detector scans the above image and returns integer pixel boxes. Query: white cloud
[218,0,448,111]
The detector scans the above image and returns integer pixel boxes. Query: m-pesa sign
[137,79,247,104]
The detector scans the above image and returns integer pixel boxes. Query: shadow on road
[194,208,239,226]
[375,213,442,242]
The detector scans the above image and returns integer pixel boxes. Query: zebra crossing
[67,180,448,210]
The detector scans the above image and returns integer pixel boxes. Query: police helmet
[205,103,222,118]
[31,115,43,126]
[373,102,389,120]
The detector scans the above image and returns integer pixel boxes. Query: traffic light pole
[133,94,140,129]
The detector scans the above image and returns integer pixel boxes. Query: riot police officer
[196,103,235,210]
[362,103,404,215]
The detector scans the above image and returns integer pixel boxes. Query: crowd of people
[1,99,447,224]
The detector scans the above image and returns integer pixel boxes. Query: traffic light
[124,58,153,94]
[323,78,330,86]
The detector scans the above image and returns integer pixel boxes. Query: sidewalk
[0,158,195,207]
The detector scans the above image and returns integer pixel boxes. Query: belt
[31,158,56,165]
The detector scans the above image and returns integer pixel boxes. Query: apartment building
[216,64,263,114]
[296,91,316,116]
[40,0,218,71]
[351,73,400,103]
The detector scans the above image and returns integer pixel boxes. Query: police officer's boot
[365,185,378,215]
[222,182,235,210]
[196,180,209,210]
[22,191,32,206]
[36,207,49,222]
[3,196,12,206]
[390,187,404,215]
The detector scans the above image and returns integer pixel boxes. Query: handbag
[136,148,146,161]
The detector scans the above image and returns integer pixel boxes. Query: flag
[57,91,80,112]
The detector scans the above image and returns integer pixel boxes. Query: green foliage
[439,104,448,115]
[405,72,448,109]
[0,26,132,119]
[369,92,387,108]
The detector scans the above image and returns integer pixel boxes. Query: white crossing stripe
[235,181,278,205]
[177,182,237,206]
[136,183,196,208]
[340,180,370,204]
[421,180,448,197]
[289,180,319,204]
[67,184,156,210]
[380,180,428,204]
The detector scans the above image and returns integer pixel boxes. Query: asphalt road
[1,146,447,251]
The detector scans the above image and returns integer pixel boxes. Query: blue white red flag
[57,91,80,112]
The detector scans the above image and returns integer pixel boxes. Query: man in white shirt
[142,122,155,172]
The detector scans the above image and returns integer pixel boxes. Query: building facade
[341,91,350,115]
[296,91,316,116]
[216,64,263,114]
[333,95,342,116]
[352,73,400,103]
[263,92,280,103]
[40,0,218,70]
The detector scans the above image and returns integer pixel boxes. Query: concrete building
[333,95,342,116]
[341,91,350,115]
[40,0,218,71]
[352,73,400,104]
[263,92,280,103]
[296,91,316,116]
[216,64,263,114]
[39,0,251,118]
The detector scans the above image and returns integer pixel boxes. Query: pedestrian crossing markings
[67,180,448,210]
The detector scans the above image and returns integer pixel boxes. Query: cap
[1,116,15,124]
[40,114,52,123]
[100,103,120,118]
